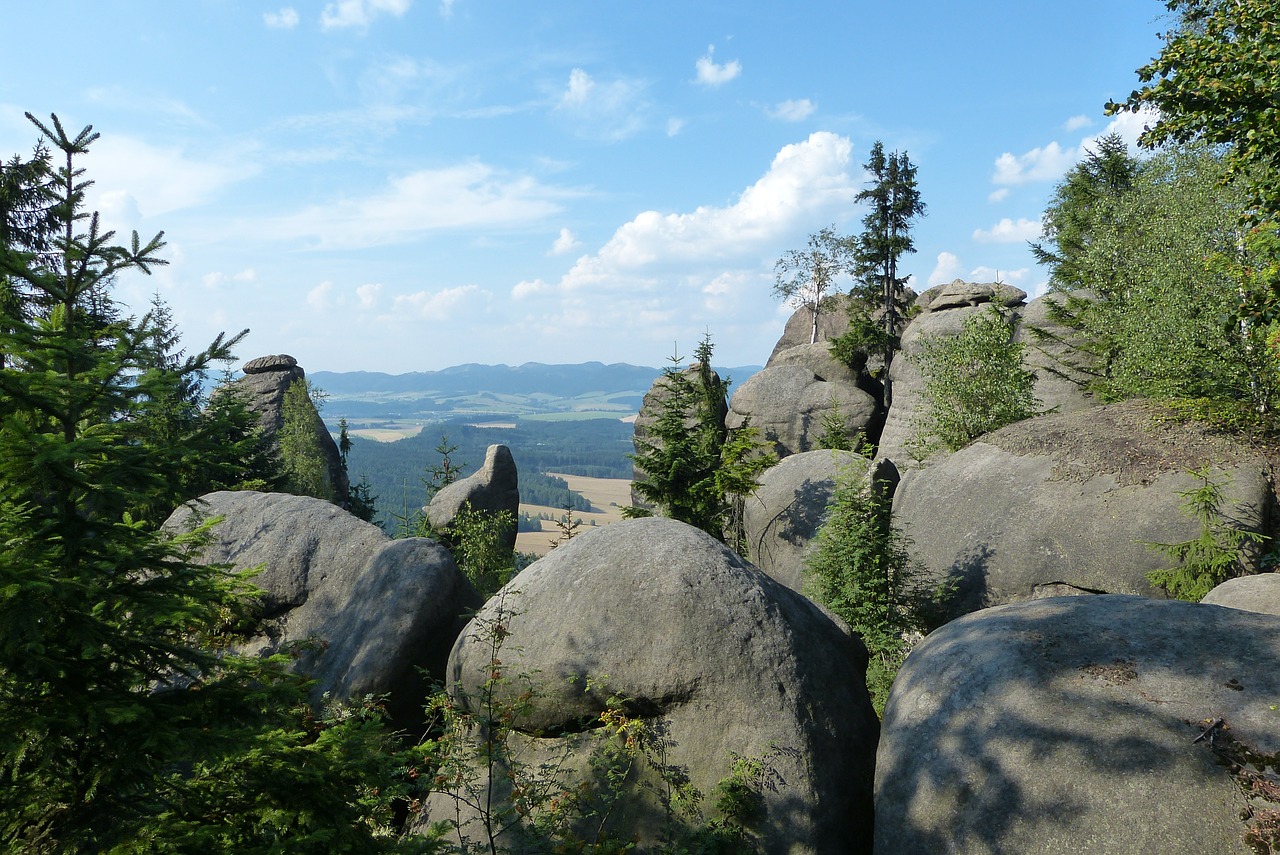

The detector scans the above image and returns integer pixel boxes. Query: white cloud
[987,188,1009,203]
[393,284,478,319]
[356,282,383,307]
[927,252,964,287]
[766,99,816,122]
[512,278,551,299]
[667,117,685,137]
[439,0,455,17]
[263,7,300,28]
[969,266,1030,285]
[992,141,1076,185]
[1063,114,1093,132]
[553,68,649,141]
[320,0,411,30]
[307,281,334,310]
[82,135,257,221]
[550,228,580,256]
[261,161,576,249]
[695,45,741,87]
[972,217,1041,243]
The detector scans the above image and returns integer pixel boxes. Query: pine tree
[628,334,775,542]
[851,141,926,399]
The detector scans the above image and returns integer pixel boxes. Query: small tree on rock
[773,225,854,345]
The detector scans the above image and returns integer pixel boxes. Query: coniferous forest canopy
[4,1,1280,849]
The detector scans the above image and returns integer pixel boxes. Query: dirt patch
[983,399,1268,487]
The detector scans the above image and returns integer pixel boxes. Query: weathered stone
[743,448,876,593]
[875,595,1280,855]
[164,491,481,729]
[242,353,301,375]
[428,444,520,552]
[767,293,857,362]
[1202,573,1280,615]
[892,400,1274,619]
[727,363,879,459]
[421,517,879,854]
[914,278,1026,313]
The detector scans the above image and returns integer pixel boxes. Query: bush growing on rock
[910,305,1039,453]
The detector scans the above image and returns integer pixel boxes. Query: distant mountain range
[310,361,762,425]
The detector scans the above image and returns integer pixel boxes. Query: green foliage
[1037,144,1276,411]
[449,504,517,598]
[803,465,926,715]
[1146,466,1268,601]
[1107,0,1280,218]
[772,226,854,345]
[280,379,338,501]
[0,113,417,852]
[911,306,1040,453]
[629,335,776,543]
[828,301,891,375]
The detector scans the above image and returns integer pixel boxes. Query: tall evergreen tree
[851,141,926,400]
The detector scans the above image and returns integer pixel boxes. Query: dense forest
[344,417,635,528]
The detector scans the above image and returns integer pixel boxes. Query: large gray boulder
[743,449,884,594]
[221,353,348,501]
[428,444,520,552]
[422,517,879,854]
[768,293,857,362]
[875,595,1280,855]
[892,400,1275,619]
[727,363,879,459]
[165,491,481,728]
[1203,573,1280,615]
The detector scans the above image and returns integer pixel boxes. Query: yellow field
[516,473,631,557]
[349,426,424,441]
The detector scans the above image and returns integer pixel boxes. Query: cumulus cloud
[550,228,581,256]
[356,282,382,307]
[766,99,816,122]
[307,281,334,310]
[972,217,1041,243]
[695,45,741,87]
[991,107,1160,187]
[320,0,411,30]
[393,284,479,319]
[969,266,1031,285]
[263,7,300,28]
[927,252,965,287]
[988,188,1009,204]
[512,278,550,299]
[261,161,576,249]
[554,68,648,141]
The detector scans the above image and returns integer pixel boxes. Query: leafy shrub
[911,306,1039,453]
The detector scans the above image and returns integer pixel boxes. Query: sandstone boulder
[743,449,885,594]
[727,363,879,459]
[428,444,520,552]
[892,400,1274,619]
[913,278,1026,313]
[875,595,1280,855]
[1202,573,1280,615]
[165,491,481,728]
[422,517,879,854]
[767,293,856,362]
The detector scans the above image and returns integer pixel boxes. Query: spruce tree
[851,141,926,400]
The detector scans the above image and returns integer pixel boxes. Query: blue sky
[0,1,1169,373]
